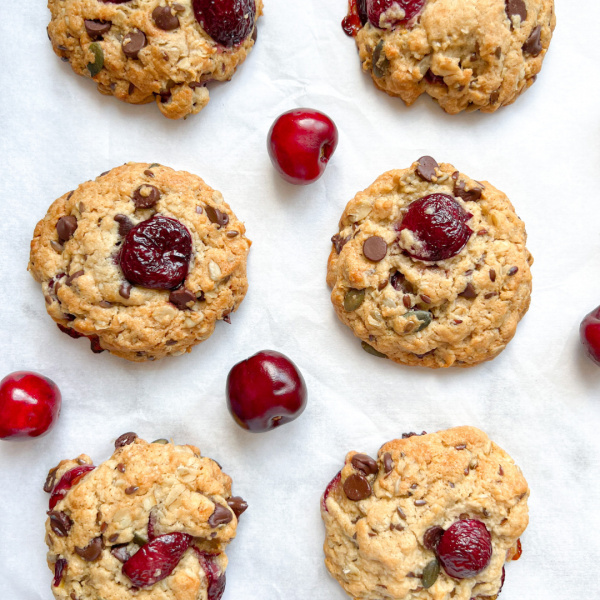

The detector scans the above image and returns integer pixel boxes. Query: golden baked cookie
[44,433,248,600]
[321,427,529,600]
[327,157,532,368]
[29,162,251,362]
[47,0,263,119]
[343,0,555,113]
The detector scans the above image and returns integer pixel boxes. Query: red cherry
[196,550,227,600]
[267,109,338,185]
[226,350,307,432]
[192,0,256,47]
[397,194,473,262]
[0,372,62,440]
[49,465,96,509]
[366,0,427,28]
[580,306,600,366]
[437,519,492,579]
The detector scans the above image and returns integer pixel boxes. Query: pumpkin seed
[152,438,169,444]
[132,533,148,547]
[344,289,366,312]
[372,40,389,78]
[87,42,104,77]
[361,341,387,359]
[403,310,432,332]
[422,558,440,589]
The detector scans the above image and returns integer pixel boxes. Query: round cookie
[343,0,555,113]
[326,157,532,368]
[321,427,529,600]
[47,0,263,119]
[29,162,251,362]
[44,433,248,600]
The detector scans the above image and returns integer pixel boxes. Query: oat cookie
[343,0,555,113]
[321,427,529,600]
[326,157,532,368]
[44,433,248,600]
[29,162,251,362]
[47,0,263,119]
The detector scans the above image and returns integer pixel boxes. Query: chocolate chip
[508,266,519,276]
[122,30,147,59]
[48,511,73,537]
[454,180,482,202]
[208,504,233,528]
[158,90,171,103]
[351,454,378,476]
[343,473,372,501]
[75,537,103,562]
[331,233,351,254]
[44,467,59,493]
[227,496,248,518]
[84,20,111,38]
[490,90,500,104]
[153,6,180,30]
[169,288,195,310]
[205,206,229,228]
[222,313,231,324]
[424,69,445,85]
[383,453,394,474]
[119,282,132,299]
[132,185,160,209]
[363,236,387,262]
[50,241,64,253]
[416,156,439,182]
[65,270,84,286]
[56,216,78,242]
[110,544,130,563]
[125,486,139,495]
[114,432,137,449]
[402,431,426,438]
[505,0,527,25]
[523,25,542,55]
[489,269,496,282]
[459,282,477,299]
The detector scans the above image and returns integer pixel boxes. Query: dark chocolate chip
[122,30,147,59]
[416,156,439,182]
[114,432,137,449]
[84,20,111,38]
[44,467,59,493]
[75,537,103,561]
[227,496,248,518]
[222,313,231,324]
[208,504,233,528]
[56,216,78,242]
[402,431,427,438]
[424,69,445,85]
[90,336,104,353]
[454,180,482,202]
[343,473,372,501]
[132,185,160,209]
[331,233,351,254]
[351,454,378,476]
[119,282,132,299]
[363,236,387,262]
[523,25,542,56]
[128,82,136,95]
[152,6,180,30]
[383,452,394,474]
[65,270,84,286]
[48,511,73,537]
[505,0,527,25]
[110,544,130,563]
[205,206,229,228]
[125,486,139,495]
[459,282,477,299]
[169,288,196,310]
[423,526,444,550]
[490,90,500,104]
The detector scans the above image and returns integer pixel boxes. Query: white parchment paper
[1,1,599,598]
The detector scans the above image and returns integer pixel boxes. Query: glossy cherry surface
[437,519,492,579]
[192,0,256,47]
[226,350,307,432]
[267,109,338,185]
[0,372,62,440]
[580,305,600,366]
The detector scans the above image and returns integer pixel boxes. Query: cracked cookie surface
[321,427,529,600]
[44,435,246,600]
[349,0,555,113]
[29,162,251,362]
[47,0,262,119]
[326,157,532,368]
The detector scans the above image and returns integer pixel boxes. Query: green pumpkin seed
[152,438,169,444]
[372,40,389,78]
[422,558,440,589]
[133,533,147,547]
[403,310,433,333]
[344,289,366,312]
[148,163,161,168]
[87,42,104,77]
[361,341,387,359]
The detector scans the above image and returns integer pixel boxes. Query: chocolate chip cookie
[344,0,555,113]
[321,427,529,600]
[47,0,262,119]
[326,157,532,368]
[29,162,250,362]
[45,433,247,600]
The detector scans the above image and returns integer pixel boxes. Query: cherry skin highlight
[580,305,600,366]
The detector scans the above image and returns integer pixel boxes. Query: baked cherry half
[268,109,338,185]
[119,215,192,290]
[397,194,473,261]
[436,519,492,579]
[580,305,600,366]
[366,0,427,29]
[192,0,256,47]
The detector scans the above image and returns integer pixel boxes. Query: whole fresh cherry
[580,305,600,366]
[226,351,307,432]
[267,109,338,185]
[0,372,62,440]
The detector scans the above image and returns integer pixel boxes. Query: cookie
[321,427,529,600]
[44,433,248,600]
[343,0,555,113]
[47,0,263,119]
[326,157,532,368]
[29,162,251,362]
